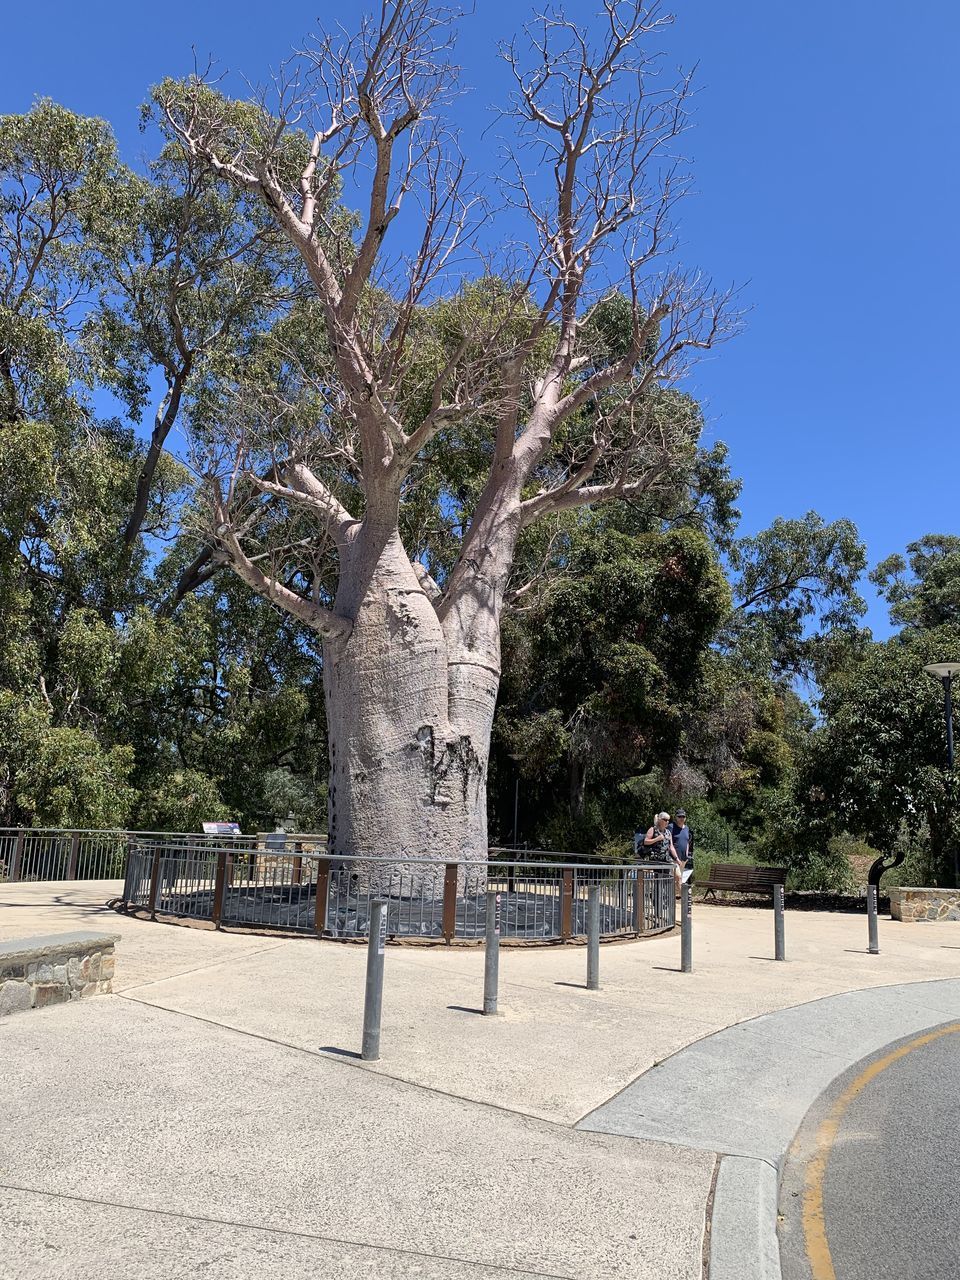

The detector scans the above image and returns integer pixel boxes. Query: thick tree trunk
[323,528,496,865]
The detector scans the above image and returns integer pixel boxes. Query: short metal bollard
[680,880,693,972]
[774,883,786,961]
[483,890,501,1015]
[586,885,601,990]
[362,899,388,1061]
[867,883,880,955]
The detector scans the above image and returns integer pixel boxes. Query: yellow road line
[802,1021,960,1279]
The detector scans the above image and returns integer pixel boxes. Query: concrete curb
[709,1155,781,1280]
[577,978,960,1159]
[578,979,960,1279]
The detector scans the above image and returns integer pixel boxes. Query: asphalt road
[779,1021,960,1280]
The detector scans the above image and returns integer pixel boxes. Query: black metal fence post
[442,862,458,943]
[66,830,81,880]
[211,849,227,929]
[314,856,331,935]
[9,829,24,883]
[560,867,574,941]
[148,845,163,918]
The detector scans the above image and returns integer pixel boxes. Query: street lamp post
[923,662,960,887]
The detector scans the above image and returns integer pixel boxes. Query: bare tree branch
[246,462,359,545]
[161,2,741,674]
[210,484,352,639]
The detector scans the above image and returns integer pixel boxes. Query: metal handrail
[0,827,330,841]
[0,826,675,941]
[123,840,665,872]
[0,826,665,892]
[0,827,328,885]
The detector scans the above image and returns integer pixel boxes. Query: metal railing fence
[0,828,328,884]
[1,828,677,941]
[1,829,667,880]
[0,829,128,883]
[120,841,676,942]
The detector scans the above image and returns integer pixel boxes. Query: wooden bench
[699,863,787,900]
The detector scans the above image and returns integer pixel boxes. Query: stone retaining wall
[0,931,119,1016]
[889,887,960,922]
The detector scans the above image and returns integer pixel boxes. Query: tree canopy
[0,12,953,889]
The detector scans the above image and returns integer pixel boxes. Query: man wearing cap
[669,810,693,888]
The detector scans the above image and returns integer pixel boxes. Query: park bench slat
[699,863,787,898]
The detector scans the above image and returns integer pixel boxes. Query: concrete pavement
[1,880,960,1277]
[0,995,712,1279]
[579,980,960,1279]
[578,979,960,1160]
[1,1187,555,1280]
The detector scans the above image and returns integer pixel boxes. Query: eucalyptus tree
[0,101,143,826]
[871,535,960,633]
[791,537,960,887]
[0,99,123,426]
[161,1,739,862]
[0,101,333,830]
[495,520,731,837]
[0,101,142,685]
[724,513,867,683]
[798,629,960,887]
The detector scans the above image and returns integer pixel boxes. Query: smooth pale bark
[163,9,730,870]
[323,525,501,866]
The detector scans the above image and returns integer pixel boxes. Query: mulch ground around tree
[698,890,888,914]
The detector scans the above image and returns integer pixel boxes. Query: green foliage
[767,536,960,889]
[259,768,327,834]
[791,627,960,884]
[786,852,855,894]
[0,97,333,835]
[0,89,946,899]
[493,522,732,850]
[871,535,960,632]
[726,512,867,680]
[0,692,135,828]
[880,818,937,890]
[0,100,129,424]
[136,768,229,833]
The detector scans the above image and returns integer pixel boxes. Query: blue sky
[4,1,958,634]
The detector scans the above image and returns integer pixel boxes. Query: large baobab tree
[161,1,738,863]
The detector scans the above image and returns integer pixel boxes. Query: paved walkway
[1,880,959,1278]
